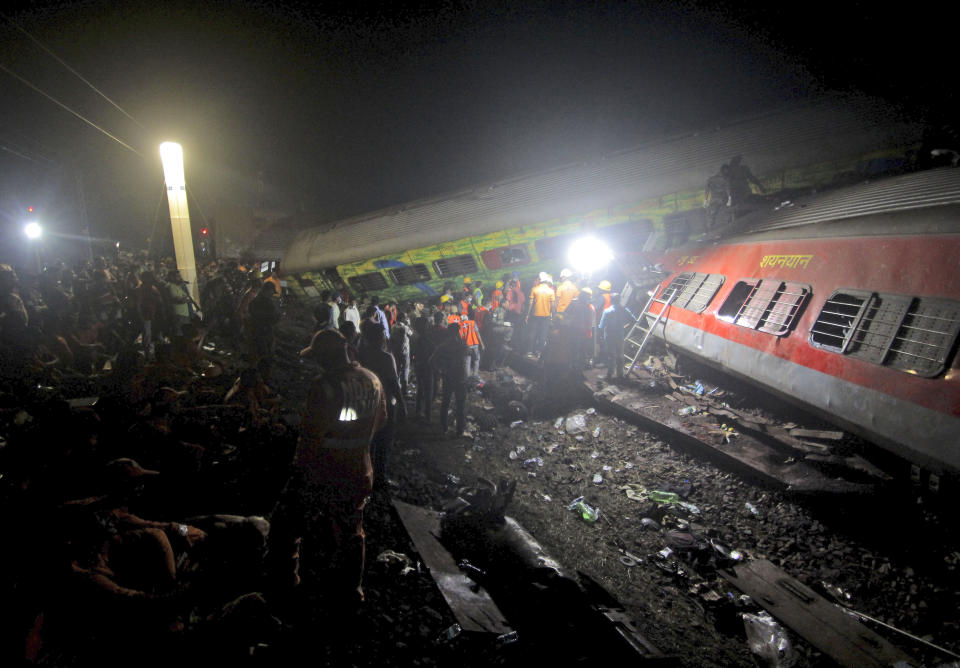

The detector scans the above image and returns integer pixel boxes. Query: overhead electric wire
[0,63,144,157]
[5,16,148,132]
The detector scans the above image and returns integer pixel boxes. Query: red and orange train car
[644,168,960,478]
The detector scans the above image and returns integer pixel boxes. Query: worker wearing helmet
[525,272,555,357]
[269,330,387,602]
[491,280,504,310]
[596,280,613,323]
[555,268,579,317]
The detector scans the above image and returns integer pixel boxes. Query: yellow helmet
[463,276,472,284]
[598,280,612,291]
[495,280,504,288]
[440,294,452,303]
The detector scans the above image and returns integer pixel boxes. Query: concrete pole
[159,142,201,310]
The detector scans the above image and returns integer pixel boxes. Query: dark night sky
[0,1,951,250]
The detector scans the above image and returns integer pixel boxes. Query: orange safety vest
[474,306,489,330]
[460,318,481,346]
[556,280,579,313]
[491,289,503,309]
[601,292,612,311]
[447,313,462,326]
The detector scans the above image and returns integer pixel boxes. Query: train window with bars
[718,279,810,335]
[348,271,389,292]
[481,245,530,270]
[432,254,478,278]
[660,272,725,313]
[810,291,960,377]
[387,264,432,286]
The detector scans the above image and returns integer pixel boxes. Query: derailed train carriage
[640,167,960,481]
[263,95,960,475]
[273,95,925,301]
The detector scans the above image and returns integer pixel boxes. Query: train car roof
[709,167,960,246]
[280,94,923,272]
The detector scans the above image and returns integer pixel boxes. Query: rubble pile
[391,369,960,667]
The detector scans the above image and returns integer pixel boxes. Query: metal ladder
[623,285,677,377]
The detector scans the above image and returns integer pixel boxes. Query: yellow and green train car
[273,96,923,302]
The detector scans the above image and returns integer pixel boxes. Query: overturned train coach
[268,95,958,475]
[272,95,927,302]
[643,167,960,480]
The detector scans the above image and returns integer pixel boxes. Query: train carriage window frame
[348,271,389,292]
[432,254,478,278]
[387,264,432,286]
[481,245,530,270]
[660,272,725,313]
[810,291,960,377]
[809,290,872,353]
[718,278,810,336]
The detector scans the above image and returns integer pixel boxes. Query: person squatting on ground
[430,323,469,437]
[268,330,387,606]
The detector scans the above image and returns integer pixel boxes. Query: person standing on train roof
[526,272,555,358]
[726,155,765,207]
[555,268,579,318]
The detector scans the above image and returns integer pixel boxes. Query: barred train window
[660,272,725,313]
[388,264,432,286]
[810,290,960,377]
[432,254,478,278]
[348,272,389,292]
[718,279,810,336]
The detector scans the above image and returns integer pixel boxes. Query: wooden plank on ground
[392,499,512,635]
[789,428,845,441]
[722,559,917,668]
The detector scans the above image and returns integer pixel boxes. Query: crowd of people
[0,249,638,664]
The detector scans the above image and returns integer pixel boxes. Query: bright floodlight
[159,142,185,187]
[568,236,613,274]
[24,222,42,239]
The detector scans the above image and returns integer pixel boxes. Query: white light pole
[159,142,201,310]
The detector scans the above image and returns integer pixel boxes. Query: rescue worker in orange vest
[447,304,463,327]
[461,276,473,302]
[268,329,387,605]
[459,294,473,320]
[525,272,555,357]
[490,281,504,310]
[459,310,485,378]
[555,268,580,318]
[596,280,613,322]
